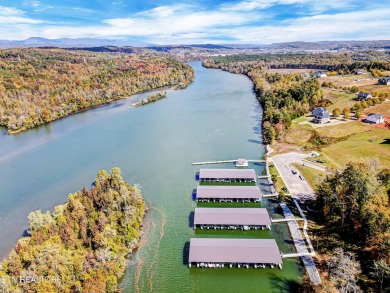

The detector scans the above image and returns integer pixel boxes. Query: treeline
[314,162,390,292]
[203,58,323,144]
[133,90,167,107]
[0,168,146,292]
[207,52,390,74]
[0,48,194,133]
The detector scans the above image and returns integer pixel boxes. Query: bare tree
[328,248,361,293]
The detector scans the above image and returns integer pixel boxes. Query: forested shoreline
[0,48,194,133]
[0,167,146,292]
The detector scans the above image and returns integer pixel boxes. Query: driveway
[271,153,320,200]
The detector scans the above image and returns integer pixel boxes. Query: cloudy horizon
[1,0,390,44]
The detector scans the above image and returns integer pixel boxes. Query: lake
[0,62,302,292]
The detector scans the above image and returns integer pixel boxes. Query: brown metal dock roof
[199,169,257,180]
[196,185,262,199]
[194,208,271,226]
[188,238,282,264]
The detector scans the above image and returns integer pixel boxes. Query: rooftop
[188,238,282,264]
[199,168,257,180]
[194,208,271,226]
[196,185,262,199]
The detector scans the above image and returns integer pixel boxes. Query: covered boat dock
[195,185,262,202]
[198,168,257,183]
[188,238,282,269]
[194,208,271,230]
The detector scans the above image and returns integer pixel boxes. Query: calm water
[0,62,302,292]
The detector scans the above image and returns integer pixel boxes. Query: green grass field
[320,127,390,169]
[315,122,372,138]
[291,163,326,190]
[324,89,356,111]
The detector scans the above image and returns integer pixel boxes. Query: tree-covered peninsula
[0,168,146,293]
[0,48,194,133]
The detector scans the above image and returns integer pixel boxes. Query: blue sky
[1,0,390,44]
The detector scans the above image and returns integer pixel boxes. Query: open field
[267,68,313,74]
[285,122,314,145]
[359,84,390,96]
[323,89,356,111]
[282,116,389,170]
[291,163,326,190]
[320,127,390,169]
[314,122,373,138]
[318,74,377,87]
[363,100,390,116]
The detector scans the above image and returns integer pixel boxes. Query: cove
[0,62,302,292]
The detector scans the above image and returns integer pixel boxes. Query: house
[354,69,368,75]
[378,76,390,85]
[312,107,331,124]
[313,71,327,78]
[356,92,373,101]
[365,114,385,124]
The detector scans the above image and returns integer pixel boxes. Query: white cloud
[222,0,355,13]
[0,6,25,16]
[0,3,389,44]
[222,0,308,11]
[0,6,45,24]
[216,8,390,43]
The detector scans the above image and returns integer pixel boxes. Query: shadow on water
[252,126,261,135]
[248,139,262,145]
[183,242,190,265]
[269,275,302,293]
[189,211,194,228]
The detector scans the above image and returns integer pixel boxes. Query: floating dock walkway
[192,159,266,166]
[280,202,322,285]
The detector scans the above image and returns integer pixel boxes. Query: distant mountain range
[0,37,389,51]
[0,37,153,49]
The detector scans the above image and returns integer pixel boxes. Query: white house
[365,114,385,124]
[313,71,327,78]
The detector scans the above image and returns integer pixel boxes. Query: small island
[132,91,167,107]
[0,168,146,292]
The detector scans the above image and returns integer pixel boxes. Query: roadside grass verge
[268,163,289,194]
[291,163,326,190]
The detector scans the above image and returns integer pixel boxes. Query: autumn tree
[328,248,361,293]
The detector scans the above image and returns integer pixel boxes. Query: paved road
[271,152,321,200]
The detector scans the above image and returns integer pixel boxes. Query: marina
[195,185,262,202]
[198,168,257,183]
[0,62,303,292]
[188,238,283,269]
[193,208,271,230]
